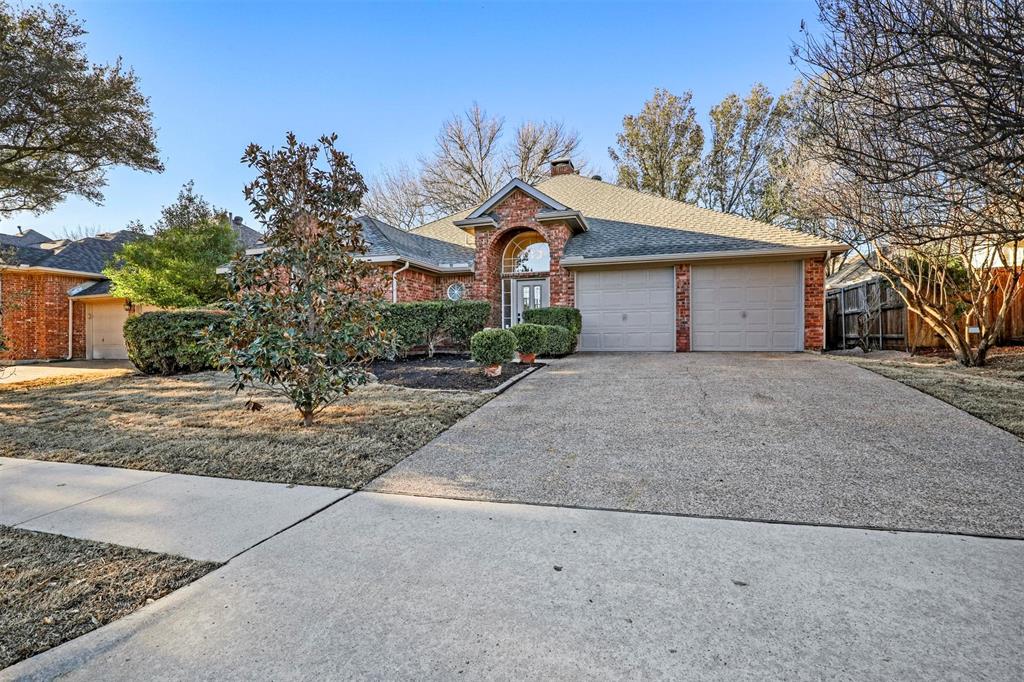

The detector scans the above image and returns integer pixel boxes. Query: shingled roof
[1,231,141,274]
[359,216,475,270]
[413,174,845,260]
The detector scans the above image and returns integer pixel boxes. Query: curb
[481,364,543,395]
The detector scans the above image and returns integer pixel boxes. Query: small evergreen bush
[123,311,227,375]
[470,328,517,367]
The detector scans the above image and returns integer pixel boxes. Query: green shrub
[383,300,490,356]
[523,306,581,352]
[123,311,228,375]
[470,328,517,366]
[540,325,572,357]
[509,323,548,356]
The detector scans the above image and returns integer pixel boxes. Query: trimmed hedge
[540,325,572,357]
[383,300,490,356]
[123,311,228,375]
[523,306,582,352]
[470,328,517,366]
[509,323,548,356]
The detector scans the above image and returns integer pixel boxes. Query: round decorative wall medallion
[446,282,466,301]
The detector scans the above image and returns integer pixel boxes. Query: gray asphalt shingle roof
[413,174,846,259]
[359,216,474,267]
[0,230,141,274]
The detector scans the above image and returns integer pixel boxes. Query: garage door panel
[578,268,676,352]
[691,262,803,352]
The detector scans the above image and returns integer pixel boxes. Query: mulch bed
[371,354,538,391]
[0,526,218,669]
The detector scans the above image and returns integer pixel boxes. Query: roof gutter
[0,264,106,279]
[217,252,473,276]
[560,245,850,268]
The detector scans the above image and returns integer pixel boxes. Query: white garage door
[577,268,675,351]
[87,302,131,359]
[691,261,802,351]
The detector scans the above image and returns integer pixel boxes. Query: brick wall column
[803,258,825,351]
[676,264,691,352]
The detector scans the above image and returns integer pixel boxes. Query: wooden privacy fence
[826,272,1024,351]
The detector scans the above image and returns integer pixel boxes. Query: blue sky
[7,0,820,238]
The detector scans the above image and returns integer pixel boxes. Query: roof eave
[561,245,849,268]
[536,209,589,233]
[0,264,105,279]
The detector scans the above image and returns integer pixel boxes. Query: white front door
[512,279,549,325]
[576,268,676,351]
[690,261,803,351]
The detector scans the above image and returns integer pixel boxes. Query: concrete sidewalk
[0,457,349,561]
[8,491,1022,680]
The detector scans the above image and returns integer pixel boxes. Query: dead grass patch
[835,349,1024,439]
[0,372,490,488]
[0,526,216,669]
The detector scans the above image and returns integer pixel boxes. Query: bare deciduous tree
[362,164,431,230]
[366,104,585,227]
[419,104,505,215]
[794,0,1024,366]
[505,120,583,184]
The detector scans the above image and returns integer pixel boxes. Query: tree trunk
[301,409,314,427]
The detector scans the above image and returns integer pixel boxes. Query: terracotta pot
[484,364,502,378]
[519,353,536,364]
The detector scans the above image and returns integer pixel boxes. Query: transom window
[502,232,550,274]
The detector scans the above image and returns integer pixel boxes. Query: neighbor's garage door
[577,268,675,351]
[87,302,131,359]
[690,261,802,351]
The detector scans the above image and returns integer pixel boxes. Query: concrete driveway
[0,360,134,386]
[370,353,1024,537]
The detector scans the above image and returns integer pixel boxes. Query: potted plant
[470,328,517,377]
[509,323,548,364]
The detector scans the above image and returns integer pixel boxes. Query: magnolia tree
[214,133,395,426]
[793,0,1024,366]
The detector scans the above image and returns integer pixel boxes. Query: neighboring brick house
[0,218,263,362]
[394,158,847,352]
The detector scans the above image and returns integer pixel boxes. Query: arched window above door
[502,232,550,273]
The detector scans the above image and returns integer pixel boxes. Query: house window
[502,232,550,273]
[446,282,466,301]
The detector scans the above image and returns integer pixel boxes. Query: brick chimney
[550,157,575,176]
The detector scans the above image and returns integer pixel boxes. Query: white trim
[561,245,849,268]
[0,264,106,279]
[464,179,569,219]
[799,261,806,351]
[217,252,474,276]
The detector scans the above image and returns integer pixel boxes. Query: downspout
[392,260,410,303]
[66,297,74,360]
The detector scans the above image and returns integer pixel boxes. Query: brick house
[373,159,847,352]
[0,218,262,362]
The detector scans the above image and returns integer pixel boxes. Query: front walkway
[0,457,349,561]
[369,352,1024,537]
[7,492,1022,680]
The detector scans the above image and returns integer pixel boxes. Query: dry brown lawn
[0,526,217,669]
[0,371,489,488]
[834,348,1024,439]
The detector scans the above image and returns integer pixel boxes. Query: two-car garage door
[576,262,803,352]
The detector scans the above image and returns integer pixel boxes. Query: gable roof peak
[464,178,570,220]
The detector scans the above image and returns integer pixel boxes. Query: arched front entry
[499,230,551,327]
